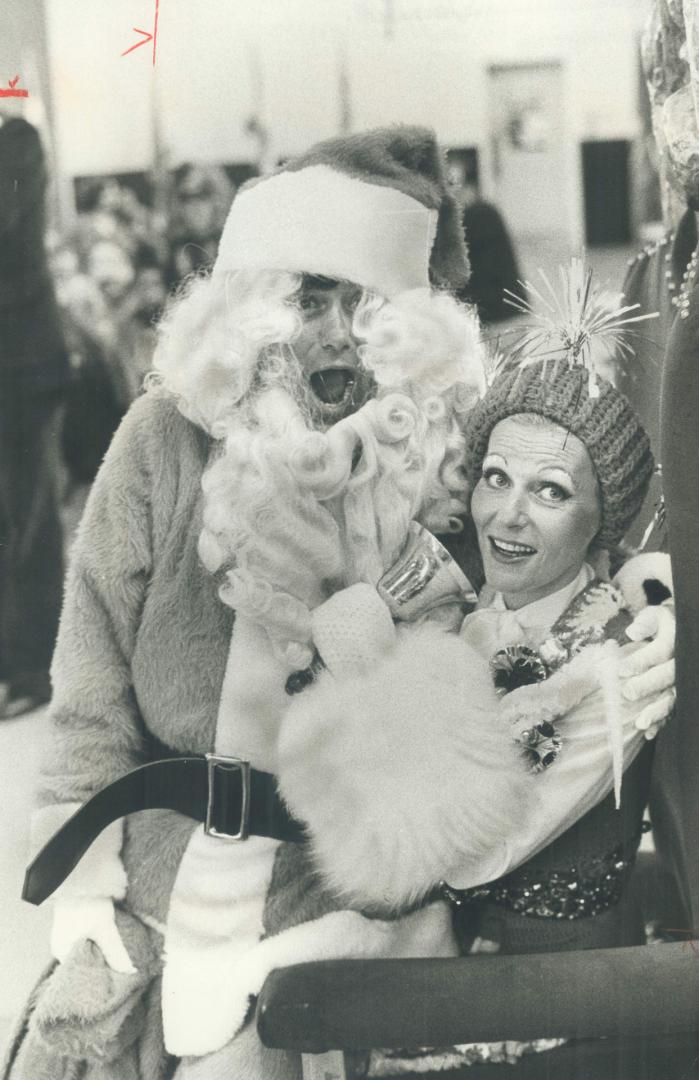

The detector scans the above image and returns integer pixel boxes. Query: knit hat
[213,126,469,298]
[463,362,654,549]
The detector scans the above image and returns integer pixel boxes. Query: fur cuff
[278,622,532,909]
[613,552,673,613]
[31,805,126,901]
[162,828,280,1057]
[166,902,455,1059]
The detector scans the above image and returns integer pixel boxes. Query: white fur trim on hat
[213,165,438,298]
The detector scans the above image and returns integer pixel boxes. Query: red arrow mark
[121,26,153,58]
[121,0,159,65]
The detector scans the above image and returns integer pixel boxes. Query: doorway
[488,63,569,241]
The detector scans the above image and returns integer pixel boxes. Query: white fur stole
[278,620,533,909]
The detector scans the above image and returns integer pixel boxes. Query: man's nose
[320,301,355,354]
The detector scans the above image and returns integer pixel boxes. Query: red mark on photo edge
[662,928,699,954]
[0,76,29,98]
[121,0,159,66]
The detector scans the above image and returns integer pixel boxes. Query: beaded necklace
[663,230,699,319]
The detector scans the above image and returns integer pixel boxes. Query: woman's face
[471,415,601,610]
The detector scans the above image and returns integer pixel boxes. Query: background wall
[34,0,652,243]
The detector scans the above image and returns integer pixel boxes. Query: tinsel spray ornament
[501,256,659,398]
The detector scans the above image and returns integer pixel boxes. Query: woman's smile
[488,536,538,560]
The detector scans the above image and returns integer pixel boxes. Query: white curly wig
[149,268,487,660]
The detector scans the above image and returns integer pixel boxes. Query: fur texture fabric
[22,910,160,1065]
[278,619,532,909]
[7,968,171,1080]
[173,1018,302,1080]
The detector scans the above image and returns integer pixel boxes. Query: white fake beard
[198,365,431,643]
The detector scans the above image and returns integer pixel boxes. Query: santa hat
[213,125,470,298]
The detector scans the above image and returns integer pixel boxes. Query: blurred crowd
[49,165,237,483]
[0,132,240,719]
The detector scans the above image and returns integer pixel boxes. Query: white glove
[311,583,396,676]
[51,896,136,974]
[620,604,676,740]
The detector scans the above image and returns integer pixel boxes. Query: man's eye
[483,468,508,489]
[538,482,570,503]
[299,294,322,313]
[345,290,362,313]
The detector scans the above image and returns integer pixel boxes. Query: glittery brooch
[489,580,630,775]
[516,721,563,773]
[490,646,562,772]
[491,645,547,695]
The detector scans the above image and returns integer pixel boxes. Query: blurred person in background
[77,176,164,263]
[49,239,125,488]
[116,243,168,401]
[50,173,181,491]
[0,114,69,718]
[84,236,139,408]
[448,153,526,326]
[52,233,166,488]
[167,163,235,286]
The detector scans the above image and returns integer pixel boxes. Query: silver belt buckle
[204,753,251,840]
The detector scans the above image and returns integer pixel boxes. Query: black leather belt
[23,754,306,907]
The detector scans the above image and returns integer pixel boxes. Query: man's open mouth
[489,537,537,561]
[309,367,357,408]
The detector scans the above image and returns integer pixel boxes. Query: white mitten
[51,895,136,973]
[311,582,396,676]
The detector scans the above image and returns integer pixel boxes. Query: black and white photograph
[0,1,696,1077]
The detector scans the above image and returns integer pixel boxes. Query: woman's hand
[620,604,676,739]
[51,896,136,973]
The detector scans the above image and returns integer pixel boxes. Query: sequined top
[441,832,643,921]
